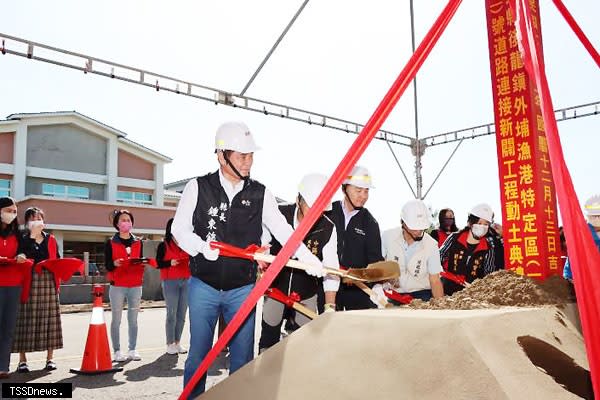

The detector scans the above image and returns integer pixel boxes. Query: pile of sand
[202,306,591,400]
[410,270,575,310]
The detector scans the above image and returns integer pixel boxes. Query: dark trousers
[316,278,325,314]
[336,285,376,310]
[0,286,21,372]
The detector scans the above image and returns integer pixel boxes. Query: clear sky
[0,1,598,231]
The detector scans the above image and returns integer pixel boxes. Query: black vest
[328,200,383,269]
[270,204,334,299]
[190,171,265,290]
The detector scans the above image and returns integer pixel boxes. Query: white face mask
[27,220,44,230]
[471,223,489,239]
[1,211,17,225]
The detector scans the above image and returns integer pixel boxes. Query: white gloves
[202,242,220,261]
[303,255,324,277]
[369,284,388,309]
[323,303,336,313]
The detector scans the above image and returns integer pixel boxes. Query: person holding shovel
[258,173,340,353]
[328,165,384,310]
[439,203,499,295]
[380,199,444,303]
[172,121,324,397]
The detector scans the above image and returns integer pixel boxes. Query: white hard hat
[298,173,332,211]
[401,199,430,230]
[215,121,261,153]
[585,195,600,216]
[470,203,494,223]
[343,165,374,189]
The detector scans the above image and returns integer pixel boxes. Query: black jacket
[327,200,383,269]
[270,204,334,299]
[189,171,265,290]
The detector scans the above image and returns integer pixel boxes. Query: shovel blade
[345,261,400,282]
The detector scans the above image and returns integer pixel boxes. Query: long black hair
[0,196,19,234]
[164,218,174,244]
[438,208,458,232]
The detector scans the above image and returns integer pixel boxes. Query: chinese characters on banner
[485,0,561,279]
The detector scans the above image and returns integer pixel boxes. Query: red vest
[436,230,450,248]
[0,233,24,286]
[107,239,144,287]
[47,234,58,261]
[160,241,190,281]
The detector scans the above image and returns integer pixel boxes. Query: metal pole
[386,140,417,198]
[410,0,423,199]
[423,138,464,199]
[240,0,310,96]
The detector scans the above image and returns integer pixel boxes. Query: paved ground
[1,303,259,399]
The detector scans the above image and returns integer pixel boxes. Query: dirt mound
[410,270,574,310]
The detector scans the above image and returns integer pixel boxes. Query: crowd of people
[0,119,598,399]
[169,121,512,397]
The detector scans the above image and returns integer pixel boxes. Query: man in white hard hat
[172,121,324,397]
[378,199,444,304]
[439,203,500,295]
[258,173,340,352]
[563,194,600,281]
[328,165,384,310]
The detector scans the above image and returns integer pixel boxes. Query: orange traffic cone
[70,284,123,375]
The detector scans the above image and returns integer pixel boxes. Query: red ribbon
[510,0,600,396]
[383,290,413,305]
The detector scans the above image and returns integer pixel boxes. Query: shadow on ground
[124,353,183,382]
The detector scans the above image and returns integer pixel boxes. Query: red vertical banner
[485,0,561,280]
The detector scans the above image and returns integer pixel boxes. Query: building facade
[0,111,179,270]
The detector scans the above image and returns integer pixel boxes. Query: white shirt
[172,170,319,265]
[382,227,442,293]
[341,200,359,229]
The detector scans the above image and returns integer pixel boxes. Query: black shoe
[45,360,57,371]
[17,362,29,373]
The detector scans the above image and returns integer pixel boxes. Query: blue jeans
[0,286,21,372]
[162,279,189,344]
[184,278,255,398]
[109,286,142,352]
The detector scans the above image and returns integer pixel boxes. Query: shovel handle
[252,252,347,278]
[210,241,364,281]
[265,288,318,320]
[440,271,470,287]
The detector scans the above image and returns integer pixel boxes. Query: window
[42,183,90,199]
[0,179,10,197]
[117,191,153,205]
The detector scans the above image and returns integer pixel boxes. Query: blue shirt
[563,223,600,280]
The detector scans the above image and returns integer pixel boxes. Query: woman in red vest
[104,209,144,362]
[156,218,190,355]
[0,197,29,378]
[12,207,62,373]
[430,208,459,248]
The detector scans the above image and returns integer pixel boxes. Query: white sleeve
[260,224,273,247]
[261,188,319,264]
[171,179,206,257]
[427,245,443,275]
[323,227,340,292]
